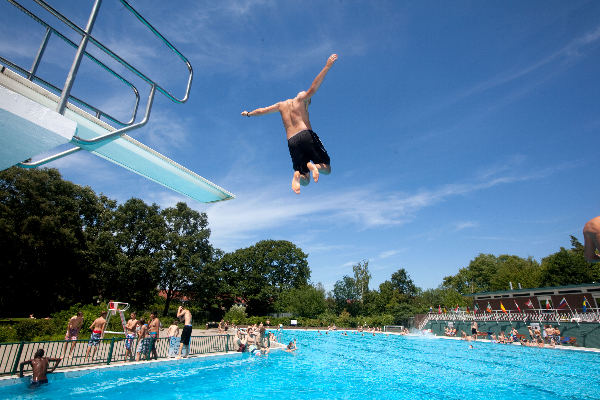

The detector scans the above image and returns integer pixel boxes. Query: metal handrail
[4,0,140,126]
[424,308,600,324]
[33,0,194,104]
[1,0,194,165]
[1,334,236,376]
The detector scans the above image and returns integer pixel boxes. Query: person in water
[583,216,600,263]
[241,54,338,194]
[19,349,61,385]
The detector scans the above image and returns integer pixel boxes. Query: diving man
[241,54,338,194]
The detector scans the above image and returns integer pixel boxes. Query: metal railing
[0,334,235,377]
[423,308,600,326]
[1,0,193,166]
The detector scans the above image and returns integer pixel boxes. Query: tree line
[1,167,598,324]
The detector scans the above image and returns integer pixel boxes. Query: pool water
[1,330,599,399]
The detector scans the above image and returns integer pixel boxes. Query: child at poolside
[167,319,179,358]
[135,319,149,361]
[241,54,337,194]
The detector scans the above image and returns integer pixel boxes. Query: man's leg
[315,163,331,175]
[291,171,310,194]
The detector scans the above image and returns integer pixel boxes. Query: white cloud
[378,249,403,259]
[454,221,479,231]
[202,158,569,251]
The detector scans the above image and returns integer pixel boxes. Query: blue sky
[1,0,599,291]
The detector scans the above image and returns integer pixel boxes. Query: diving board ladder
[0,0,234,203]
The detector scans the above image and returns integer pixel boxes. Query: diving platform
[0,0,234,203]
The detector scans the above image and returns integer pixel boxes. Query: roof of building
[467,282,600,297]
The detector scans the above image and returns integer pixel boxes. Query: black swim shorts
[287,130,330,175]
[181,325,192,346]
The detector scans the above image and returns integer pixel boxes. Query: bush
[223,305,247,325]
[13,319,61,342]
[0,325,18,343]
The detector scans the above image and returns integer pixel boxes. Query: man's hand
[326,54,338,67]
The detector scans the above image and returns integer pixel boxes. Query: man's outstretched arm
[302,54,338,100]
[241,102,280,117]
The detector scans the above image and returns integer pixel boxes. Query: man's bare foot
[307,162,319,183]
[292,172,302,194]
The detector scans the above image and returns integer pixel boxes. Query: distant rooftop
[467,282,600,297]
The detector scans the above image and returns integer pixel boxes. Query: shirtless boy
[241,54,338,194]
[148,311,161,360]
[177,306,192,358]
[19,349,61,385]
[135,319,149,361]
[583,216,600,263]
[84,311,106,361]
[124,312,138,361]
[62,311,83,358]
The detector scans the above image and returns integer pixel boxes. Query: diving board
[0,66,234,203]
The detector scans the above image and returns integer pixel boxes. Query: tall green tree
[539,236,599,287]
[333,275,360,315]
[206,240,310,315]
[159,202,213,316]
[97,198,166,308]
[278,284,327,318]
[0,167,106,315]
[390,268,419,298]
[353,260,371,303]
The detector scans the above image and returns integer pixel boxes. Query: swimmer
[241,54,338,194]
[583,216,600,263]
[285,340,297,352]
[19,349,61,385]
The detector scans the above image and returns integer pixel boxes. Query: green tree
[353,260,371,303]
[0,167,106,315]
[206,240,310,315]
[333,275,360,315]
[159,202,213,316]
[97,198,166,308]
[390,268,418,298]
[278,284,326,318]
[539,236,599,286]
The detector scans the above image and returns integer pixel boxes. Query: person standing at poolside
[177,305,193,358]
[19,349,61,385]
[148,311,161,360]
[241,54,338,194]
[62,311,83,358]
[583,216,600,263]
[471,321,478,341]
[124,312,138,361]
[135,319,150,361]
[167,319,180,357]
[84,311,106,361]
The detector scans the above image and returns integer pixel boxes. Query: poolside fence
[0,334,237,377]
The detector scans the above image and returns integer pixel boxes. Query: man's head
[130,312,136,319]
[34,349,44,358]
[77,311,83,317]
[100,311,107,317]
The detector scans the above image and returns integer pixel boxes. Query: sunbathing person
[19,349,61,385]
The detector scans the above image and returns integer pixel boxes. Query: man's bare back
[241,54,338,194]
[584,216,600,263]
[90,316,106,333]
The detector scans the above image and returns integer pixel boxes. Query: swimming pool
[1,330,599,399]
